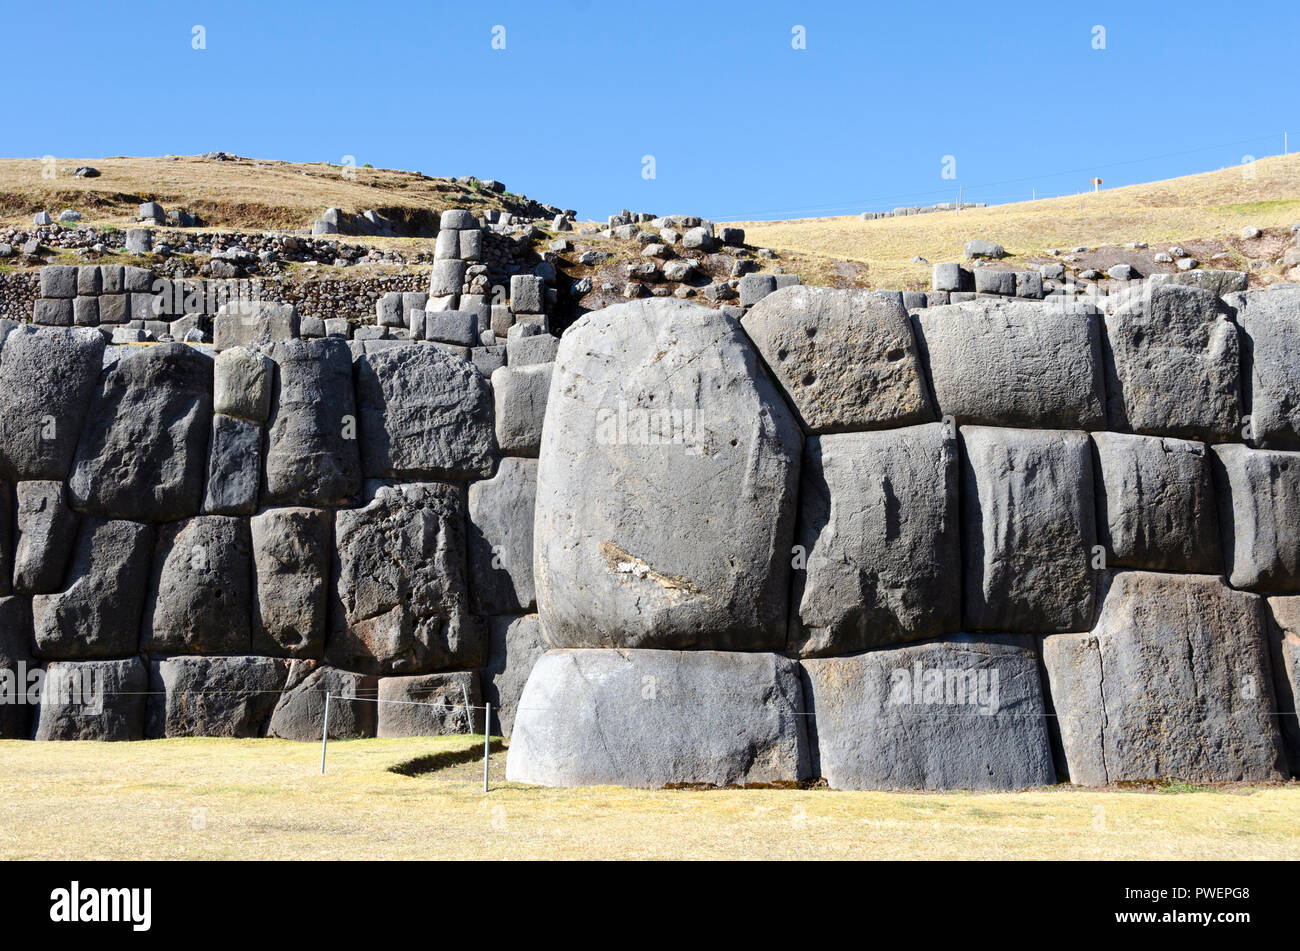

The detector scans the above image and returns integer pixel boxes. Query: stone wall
[506,283,1300,789]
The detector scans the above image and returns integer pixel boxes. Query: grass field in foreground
[1,738,1297,860]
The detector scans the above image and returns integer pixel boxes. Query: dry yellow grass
[0,155,515,231]
[737,153,1300,290]
[1,738,1296,860]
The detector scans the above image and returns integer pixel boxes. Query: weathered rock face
[1104,284,1241,441]
[1237,288,1300,450]
[34,657,147,741]
[1265,596,1300,772]
[491,363,552,457]
[915,300,1106,429]
[69,343,213,522]
[202,414,261,516]
[0,326,105,481]
[534,299,803,651]
[960,426,1097,632]
[213,346,273,422]
[482,614,548,737]
[262,337,361,507]
[267,661,376,741]
[354,344,497,480]
[147,656,289,738]
[790,424,960,656]
[802,635,1055,790]
[13,480,78,594]
[376,671,484,736]
[1211,444,1300,592]
[32,518,154,658]
[507,649,809,787]
[1044,572,1287,785]
[328,482,484,674]
[250,506,332,657]
[742,286,934,434]
[0,597,32,738]
[467,457,536,615]
[1091,432,1220,573]
[140,516,253,654]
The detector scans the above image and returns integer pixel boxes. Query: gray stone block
[267,662,377,740]
[1211,444,1300,591]
[213,301,299,352]
[506,333,558,367]
[140,516,252,654]
[509,275,545,314]
[40,266,77,299]
[482,614,548,737]
[1236,287,1300,450]
[738,273,777,307]
[506,649,809,787]
[376,672,484,736]
[32,299,72,326]
[1265,595,1300,771]
[213,346,273,422]
[973,269,1016,296]
[491,363,551,457]
[467,456,537,614]
[147,655,289,738]
[34,658,147,741]
[429,259,467,297]
[202,413,261,516]
[250,506,331,658]
[802,635,1056,790]
[13,481,78,594]
[76,266,101,296]
[423,309,479,347]
[97,294,127,324]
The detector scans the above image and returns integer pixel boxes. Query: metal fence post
[483,702,491,793]
[319,692,332,775]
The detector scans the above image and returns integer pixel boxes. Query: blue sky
[3,0,1296,221]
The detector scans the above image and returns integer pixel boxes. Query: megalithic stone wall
[0,273,555,742]
[507,285,1300,789]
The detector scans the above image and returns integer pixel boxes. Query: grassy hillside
[0,154,534,231]
[737,153,1300,290]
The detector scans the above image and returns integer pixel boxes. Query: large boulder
[960,426,1097,632]
[491,363,552,457]
[1210,444,1300,591]
[801,635,1056,790]
[13,481,79,594]
[534,299,803,651]
[32,518,153,658]
[1091,432,1220,573]
[0,326,105,481]
[790,423,959,656]
[34,657,147,741]
[376,671,484,736]
[262,338,361,507]
[481,614,549,737]
[467,457,537,615]
[913,300,1106,429]
[202,414,261,516]
[68,343,213,521]
[250,507,332,657]
[328,482,484,674]
[740,286,934,434]
[266,661,377,741]
[1044,572,1287,784]
[140,516,253,654]
[506,649,809,787]
[354,344,497,480]
[1265,596,1300,772]
[1103,283,1241,441]
[147,655,289,738]
[1236,288,1300,450]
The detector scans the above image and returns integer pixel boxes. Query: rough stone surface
[915,300,1106,429]
[790,424,959,656]
[140,516,253,654]
[960,426,1097,633]
[1236,287,1300,450]
[147,656,289,738]
[491,363,551,457]
[1044,572,1287,784]
[535,300,802,651]
[1210,444,1300,592]
[32,518,153,658]
[13,480,77,594]
[250,507,331,657]
[329,482,484,674]
[467,457,537,615]
[34,658,147,741]
[1265,595,1300,771]
[202,414,261,516]
[1092,432,1220,573]
[507,649,809,787]
[354,344,497,480]
[376,671,484,736]
[213,346,273,422]
[267,662,377,741]
[741,286,934,434]
[1104,283,1241,441]
[69,344,213,522]
[213,301,299,352]
[482,614,548,737]
[0,326,105,481]
[0,597,32,738]
[802,635,1056,790]
[263,337,361,507]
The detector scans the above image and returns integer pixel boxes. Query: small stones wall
[0,273,556,741]
[507,283,1300,789]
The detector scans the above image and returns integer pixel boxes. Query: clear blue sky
[3,0,1296,221]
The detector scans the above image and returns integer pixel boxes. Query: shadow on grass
[388,738,507,777]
